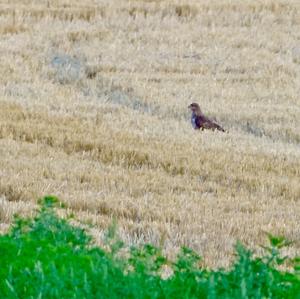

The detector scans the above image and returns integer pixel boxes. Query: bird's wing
[202,117,225,132]
[195,115,206,128]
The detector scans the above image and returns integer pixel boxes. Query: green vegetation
[0,196,299,299]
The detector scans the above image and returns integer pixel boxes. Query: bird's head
[188,103,202,115]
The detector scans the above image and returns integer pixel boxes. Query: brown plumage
[188,103,225,132]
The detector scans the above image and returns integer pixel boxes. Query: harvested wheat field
[0,0,300,267]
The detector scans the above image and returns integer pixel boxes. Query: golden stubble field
[0,0,300,267]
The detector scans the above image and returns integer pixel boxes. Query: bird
[188,103,225,132]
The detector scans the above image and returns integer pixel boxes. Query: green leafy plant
[0,196,299,298]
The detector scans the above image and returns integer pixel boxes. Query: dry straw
[0,0,299,267]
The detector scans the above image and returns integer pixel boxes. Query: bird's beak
[188,104,192,109]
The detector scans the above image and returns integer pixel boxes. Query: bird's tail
[218,125,226,132]
[216,124,226,132]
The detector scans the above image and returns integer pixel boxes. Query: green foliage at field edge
[0,196,299,299]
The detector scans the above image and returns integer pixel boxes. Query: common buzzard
[188,103,225,132]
